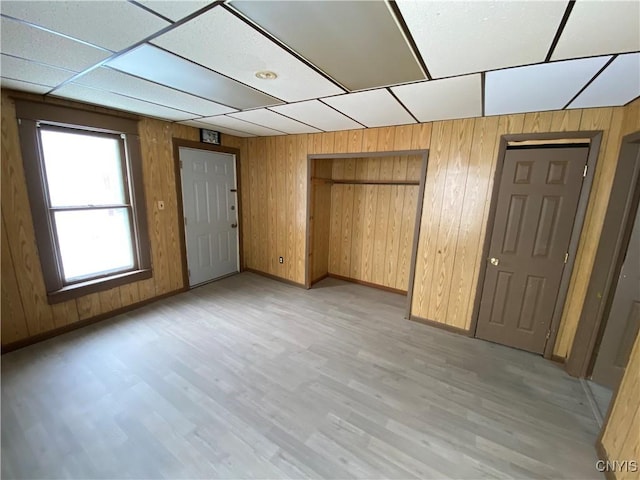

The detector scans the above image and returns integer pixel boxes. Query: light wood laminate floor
[2,273,602,479]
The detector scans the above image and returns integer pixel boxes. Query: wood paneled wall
[323,156,421,291]
[309,159,332,283]
[0,89,241,346]
[238,101,640,360]
[600,329,640,479]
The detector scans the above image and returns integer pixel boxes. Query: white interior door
[179,147,239,286]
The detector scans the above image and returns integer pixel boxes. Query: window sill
[47,269,152,304]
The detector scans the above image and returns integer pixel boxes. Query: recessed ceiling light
[255,70,278,80]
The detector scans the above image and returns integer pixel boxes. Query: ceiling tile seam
[175,119,255,137]
[1,52,78,73]
[221,3,349,93]
[544,0,576,63]
[563,55,617,109]
[481,72,486,117]
[148,43,286,106]
[43,0,226,97]
[127,0,175,24]
[100,65,238,112]
[0,14,114,53]
[386,0,432,80]
[227,111,311,133]
[264,108,328,133]
[386,87,419,123]
[1,76,51,88]
[220,114,289,135]
[316,98,367,129]
[57,82,207,117]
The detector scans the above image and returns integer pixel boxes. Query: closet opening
[305,149,429,317]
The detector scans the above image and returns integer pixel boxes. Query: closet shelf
[311,177,419,186]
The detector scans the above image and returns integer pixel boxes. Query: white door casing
[179,147,238,286]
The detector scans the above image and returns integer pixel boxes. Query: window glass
[54,209,134,281]
[40,129,126,207]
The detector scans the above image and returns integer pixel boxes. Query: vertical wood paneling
[601,330,640,478]
[1,89,240,347]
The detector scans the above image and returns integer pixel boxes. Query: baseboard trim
[244,268,307,289]
[409,314,470,336]
[551,354,566,364]
[310,273,329,286]
[1,288,187,354]
[327,273,407,296]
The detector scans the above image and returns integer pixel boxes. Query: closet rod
[311,177,419,186]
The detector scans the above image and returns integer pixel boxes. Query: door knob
[490,257,500,266]
[231,223,238,228]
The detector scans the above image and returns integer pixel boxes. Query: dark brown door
[591,204,640,388]
[476,146,589,354]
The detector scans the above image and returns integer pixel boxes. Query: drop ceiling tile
[485,56,612,116]
[107,44,281,110]
[179,119,256,137]
[392,74,482,122]
[230,0,425,91]
[1,1,169,51]
[1,77,50,95]
[229,109,321,134]
[197,116,286,136]
[136,1,213,21]
[152,7,343,102]
[1,54,76,87]
[1,17,111,72]
[74,67,235,117]
[569,53,640,109]
[269,100,363,131]
[322,90,416,128]
[396,0,567,78]
[53,83,195,121]
[552,1,640,60]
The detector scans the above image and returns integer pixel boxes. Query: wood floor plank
[1,273,603,479]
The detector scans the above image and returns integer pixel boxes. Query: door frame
[469,131,603,359]
[567,131,640,377]
[305,149,429,320]
[172,138,243,289]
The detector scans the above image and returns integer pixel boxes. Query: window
[16,100,151,303]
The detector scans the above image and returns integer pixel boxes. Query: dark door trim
[469,131,603,359]
[566,131,640,377]
[172,138,243,290]
[305,149,429,320]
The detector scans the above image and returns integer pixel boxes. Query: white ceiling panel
[322,90,416,128]
[1,17,111,72]
[229,109,321,134]
[552,1,640,61]
[152,7,343,102]
[569,53,640,109]
[269,100,363,131]
[197,115,286,136]
[107,44,281,110]
[1,78,50,95]
[392,74,482,122]
[74,67,235,117]
[485,56,612,116]
[179,119,256,138]
[53,83,195,121]
[1,54,76,87]
[396,1,567,79]
[0,1,170,51]
[136,1,213,21]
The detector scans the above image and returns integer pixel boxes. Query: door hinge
[187,269,191,277]
[583,165,588,178]
[546,330,551,340]
[179,160,183,169]
[184,217,187,225]
[564,252,569,264]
